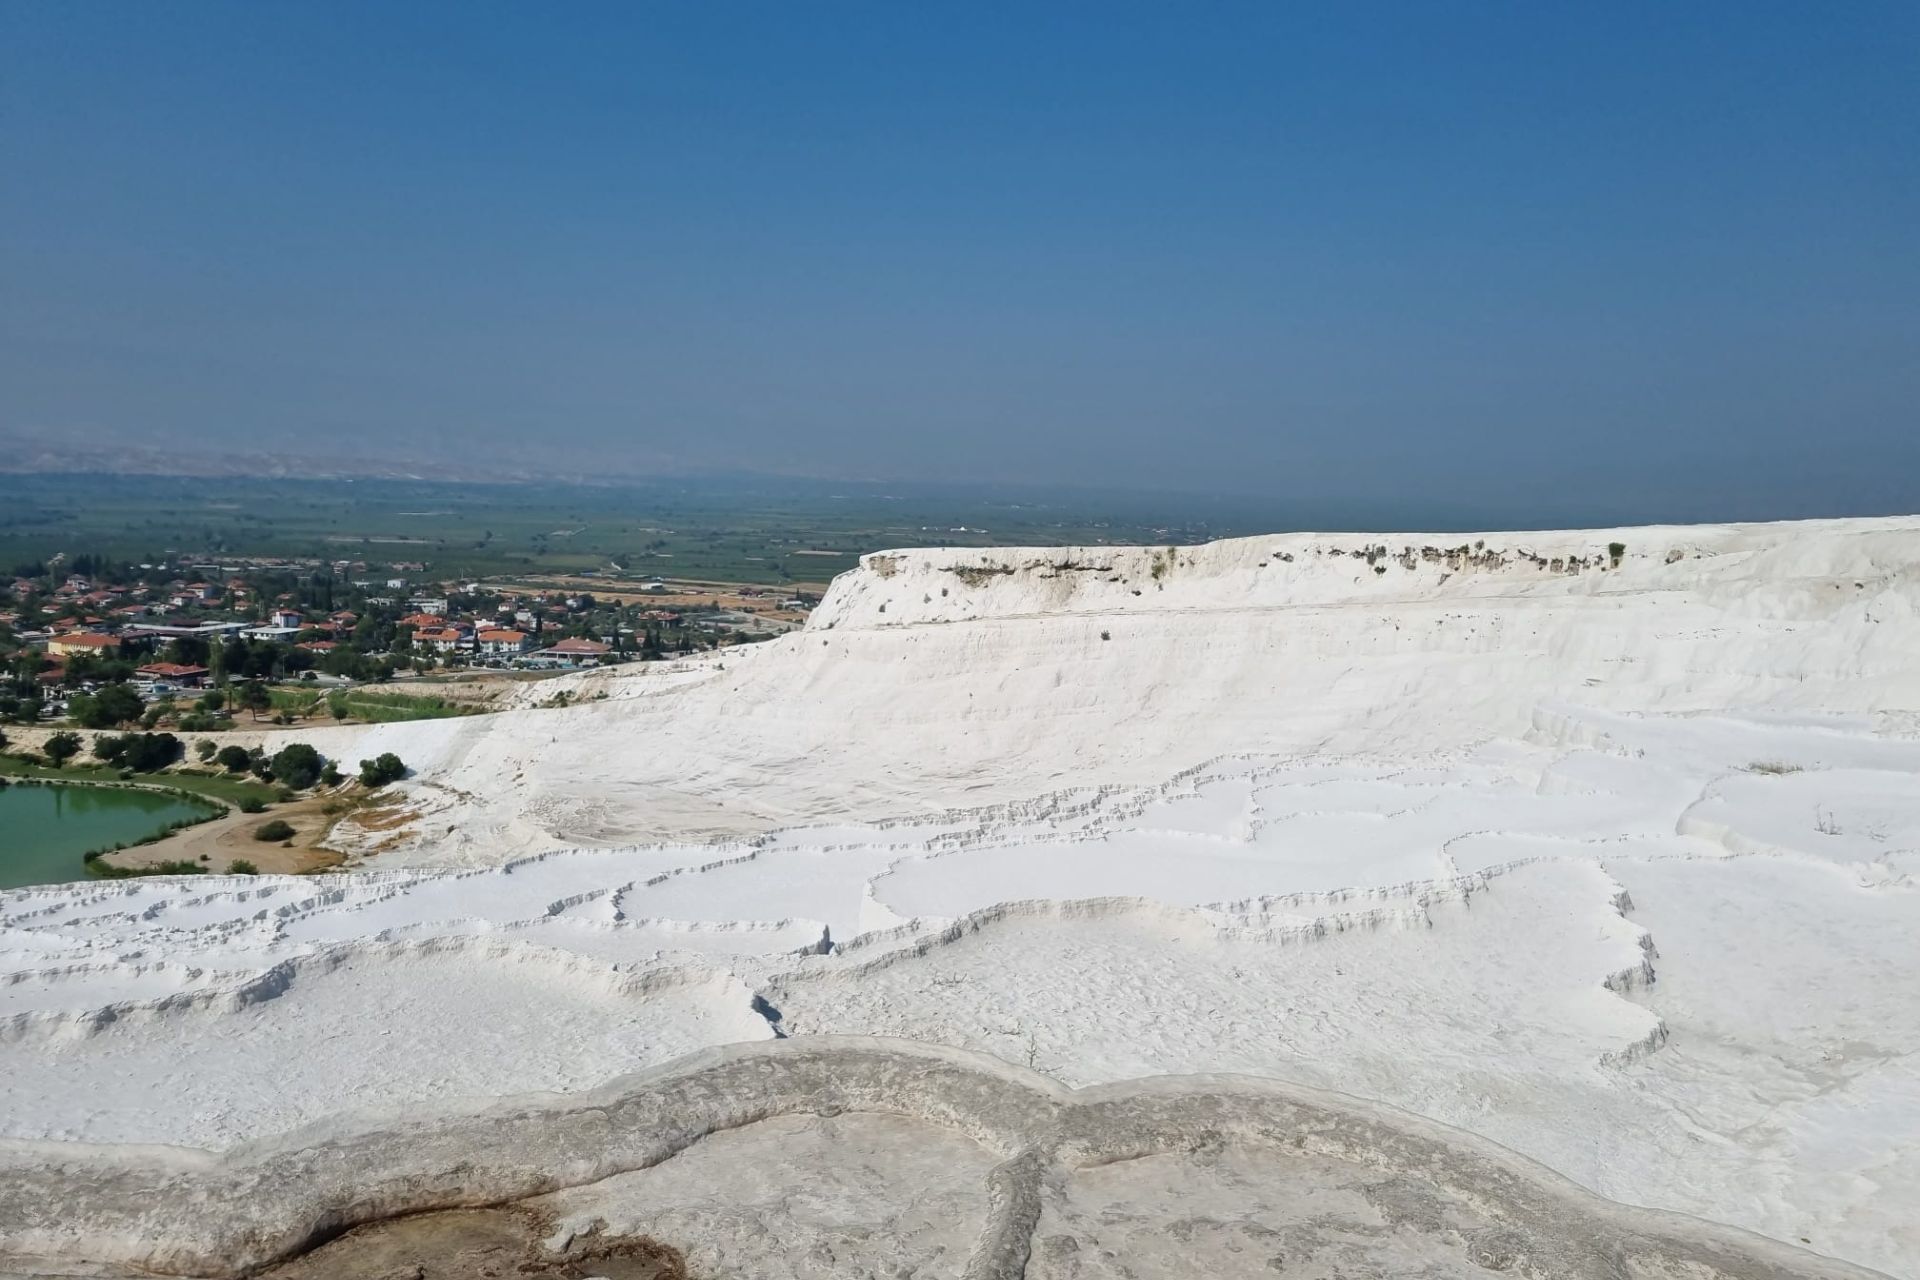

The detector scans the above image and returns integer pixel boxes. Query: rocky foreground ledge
[0,1037,1886,1280]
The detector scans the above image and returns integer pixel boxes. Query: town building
[413,627,471,654]
[538,637,612,663]
[125,620,248,641]
[46,633,123,659]
[476,628,532,656]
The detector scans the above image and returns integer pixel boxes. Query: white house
[413,627,470,654]
[476,628,532,656]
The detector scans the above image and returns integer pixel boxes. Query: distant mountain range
[0,431,678,486]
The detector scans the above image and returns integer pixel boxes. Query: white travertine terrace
[0,1039,1897,1279]
[2,517,1918,1276]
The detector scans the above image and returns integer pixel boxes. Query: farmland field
[0,473,1249,586]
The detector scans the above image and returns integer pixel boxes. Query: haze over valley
[2,5,1916,1278]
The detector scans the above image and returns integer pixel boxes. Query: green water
[0,783,221,890]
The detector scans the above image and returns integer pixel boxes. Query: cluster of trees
[15,728,404,800]
[38,729,185,773]
[206,740,340,789]
[93,731,185,773]
[67,683,145,729]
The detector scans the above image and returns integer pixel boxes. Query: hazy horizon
[3,5,1916,522]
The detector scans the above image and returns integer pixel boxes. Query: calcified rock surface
[0,1040,1892,1280]
[3,518,1920,1276]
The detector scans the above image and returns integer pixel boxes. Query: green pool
[0,782,221,890]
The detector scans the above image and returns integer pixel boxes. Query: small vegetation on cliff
[358,752,409,788]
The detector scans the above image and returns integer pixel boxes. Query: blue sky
[2,3,1915,519]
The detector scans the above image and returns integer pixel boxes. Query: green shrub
[268,742,325,790]
[358,752,408,787]
[254,819,295,842]
[226,859,260,875]
[237,796,267,814]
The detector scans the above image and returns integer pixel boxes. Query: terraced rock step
[0,1039,1888,1280]
[258,1207,682,1280]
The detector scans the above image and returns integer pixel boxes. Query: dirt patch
[102,792,346,875]
[343,792,417,833]
[259,1205,684,1280]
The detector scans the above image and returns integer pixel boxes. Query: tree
[327,690,351,721]
[215,744,252,773]
[320,761,344,788]
[43,731,82,765]
[358,752,407,787]
[238,680,273,721]
[195,739,217,762]
[220,638,249,683]
[269,742,324,790]
[69,683,144,729]
[97,732,183,773]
